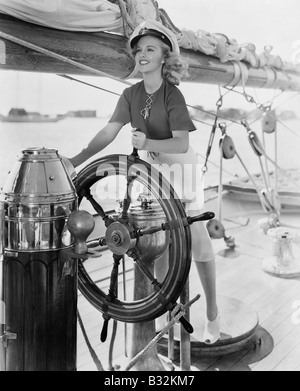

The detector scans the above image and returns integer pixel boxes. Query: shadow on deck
[76,194,300,372]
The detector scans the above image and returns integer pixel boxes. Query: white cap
[129,20,180,54]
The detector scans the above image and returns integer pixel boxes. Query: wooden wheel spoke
[134,211,215,239]
[100,253,123,343]
[134,224,164,238]
[127,248,161,290]
[84,238,105,258]
[81,188,113,227]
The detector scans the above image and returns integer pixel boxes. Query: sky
[0,0,300,116]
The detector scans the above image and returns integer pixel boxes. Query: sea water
[0,117,299,191]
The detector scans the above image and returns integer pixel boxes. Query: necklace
[140,92,155,121]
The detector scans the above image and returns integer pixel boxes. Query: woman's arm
[69,122,123,167]
[132,130,189,154]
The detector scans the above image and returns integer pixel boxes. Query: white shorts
[140,146,204,212]
[140,147,214,263]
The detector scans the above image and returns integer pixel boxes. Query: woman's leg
[190,219,220,343]
[142,150,219,341]
[194,261,218,321]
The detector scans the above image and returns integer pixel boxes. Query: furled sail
[1,0,299,73]
[0,0,299,90]
[0,0,123,32]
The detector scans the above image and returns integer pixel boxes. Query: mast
[0,13,300,91]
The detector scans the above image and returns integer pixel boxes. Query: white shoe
[202,315,221,345]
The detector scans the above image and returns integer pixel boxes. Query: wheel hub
[105,221,136,255]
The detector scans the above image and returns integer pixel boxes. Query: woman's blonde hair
[161,47,189,85]
[130,39,189,86]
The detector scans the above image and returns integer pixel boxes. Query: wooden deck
[76,194,300,372]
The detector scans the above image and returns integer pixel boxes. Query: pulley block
[262,110,277,134]
[241,120,265,157]
[220,134,236,159]
[206,218,225,239]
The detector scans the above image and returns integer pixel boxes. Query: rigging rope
[3,23,297,136]
[223,87,300,139]
[223,88,284,126]
[201,88,224,175]
[57,72,299,181]
[77,309,104,371]
[58,74,122,97]
[59,74,219,127]
[246,92,300,139]
[6,23,295,139]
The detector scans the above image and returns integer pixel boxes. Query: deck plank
[272,342,300,371]
[76,204,300,371]
[251,324,300,371]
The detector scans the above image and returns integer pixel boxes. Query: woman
[69,20,220,344]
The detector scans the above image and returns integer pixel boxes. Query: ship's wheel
[73,152,212,325]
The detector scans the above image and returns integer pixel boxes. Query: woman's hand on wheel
[131,129,146,150]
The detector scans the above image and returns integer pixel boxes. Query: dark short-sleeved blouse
[109,79,196,140]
